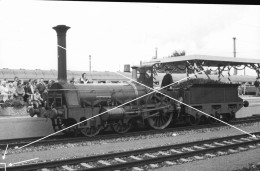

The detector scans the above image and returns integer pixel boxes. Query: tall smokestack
[53,25,70,82]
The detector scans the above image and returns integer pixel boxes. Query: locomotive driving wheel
[80,126,102,137]
[147,110,173,129]
[111,119,132,134]
[79,117,103,137]
[146,92,173,130]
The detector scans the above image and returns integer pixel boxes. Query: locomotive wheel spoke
[153,93,168,105]
[147,110,173,130]
[111,120,132,134]
[146,91,173,130]
[81,126,102,137]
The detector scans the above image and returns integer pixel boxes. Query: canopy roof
[143,55,260,67]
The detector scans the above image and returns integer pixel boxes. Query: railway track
[0,116,260,150]
[4,132,260,171]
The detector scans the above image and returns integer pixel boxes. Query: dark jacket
[24,85,33,94]
[254,80,260,87]
[36,83,46,94]
[161,73,173,88]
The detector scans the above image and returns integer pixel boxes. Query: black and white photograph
[0,0,260,170]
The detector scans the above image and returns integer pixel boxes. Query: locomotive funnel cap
[53,25,70,35]
[53,25,70,82]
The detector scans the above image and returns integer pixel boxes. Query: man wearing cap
[161,68,173,90]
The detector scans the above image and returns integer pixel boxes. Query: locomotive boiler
[43,80,177,136]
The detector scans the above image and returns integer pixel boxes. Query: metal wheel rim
[147,111,173,129]
[111,120,132,134]
[80,126,102,137]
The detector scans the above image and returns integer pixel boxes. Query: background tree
[171,50,186,57]
[165,50,186,58]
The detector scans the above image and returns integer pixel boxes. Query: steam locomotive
[28,25,249,137]
[29,64,248,137]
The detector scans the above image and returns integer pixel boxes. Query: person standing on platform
[47,80,54,89]
[36,78,46,95]
[161,68,173,90]
[13,76,19,88]
[0,80,9,102]
[8,83,16,100]
[32,88,43,108]
[254,77,260,96]
[24,79,34,103]
[15,80,25,101]
[80,73,88,84]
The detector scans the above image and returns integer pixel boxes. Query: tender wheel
[208,114,218,124]
[220,113,230,122]
[199,115,207,124]
[111,119,132,134]
[187,115,200,126]
[80,126,102,137]
[147,110,173,129]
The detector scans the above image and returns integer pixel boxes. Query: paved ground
[241,95,260,107]
[236,105,260,118]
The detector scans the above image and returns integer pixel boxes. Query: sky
[0,1,260,76]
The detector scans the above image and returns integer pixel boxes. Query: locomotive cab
[132,65,154,88]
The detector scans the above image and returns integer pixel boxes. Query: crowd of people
[0,77,55,108]
[0,74,89,107]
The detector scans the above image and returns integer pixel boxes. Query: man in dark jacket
[161,69,173,89]
[36,78,46,95]
[254,78,260,96]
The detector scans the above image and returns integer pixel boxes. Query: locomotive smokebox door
[134,66,153,88]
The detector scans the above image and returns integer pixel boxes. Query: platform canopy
[142,54,260,67]
[142,54,260,78]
